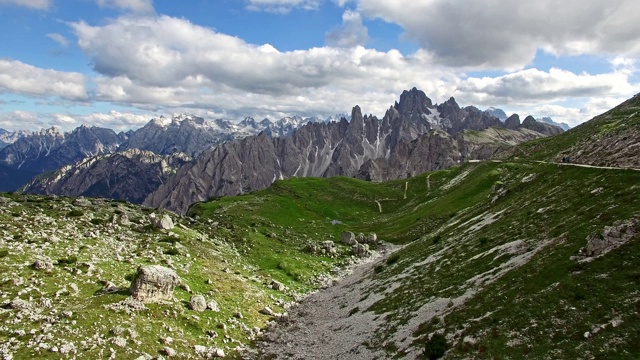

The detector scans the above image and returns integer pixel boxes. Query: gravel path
[250,245,400,360]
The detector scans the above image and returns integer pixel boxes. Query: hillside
[504,94,640,168]
[2,159,639,358]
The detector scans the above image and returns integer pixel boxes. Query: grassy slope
[0,195,303,358]
[2,147,639,357]
[505,94,640,162]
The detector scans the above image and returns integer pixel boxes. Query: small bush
[66,209,84,217]
[374,264,385,274]
[124,272,136,282]
[90,218,105,225]
[58,256,78,265]
[424,333,448,360]
[159,236,180,244]
[386,253,400,265]
[479,237,489,246]
[432,235,442,244]
[164,247,180,256]
[0,249,8,258]
[348,307,359,316]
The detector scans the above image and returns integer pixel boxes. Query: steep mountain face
[0,125,123,174]
[356,127,547,181]
[118,114,237,158]
[145,89,557,214]
[119,114,325,158]
[22,149,191,204]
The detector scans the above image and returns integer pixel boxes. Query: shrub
[164,247,180,256]
[90,218,105,225]
[386,253,400,265]
[66,209,84,217]
[58,256,78,265]
[432,235,442,244]
[424,333,448,360]
[0,249,8,258]
[374,264,385,274]
[159,236,180,244]
[479,237,489,246]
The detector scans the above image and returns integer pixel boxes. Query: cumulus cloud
[71,15,457,119]
[47,33,69,47]
[0,59,87,100]
[356,0,640,69]
[96,0,154,14]
[0,0,50,10]
[457,67,636,106]
[245,0,322,13]
[325,10,368,47]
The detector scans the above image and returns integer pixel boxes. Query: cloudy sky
[0,0,638,131]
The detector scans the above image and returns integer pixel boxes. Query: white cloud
[457,67,636,106]
[46,33,69,47]
[325,10,368,48]
[71,15,456,119]
[96,0,154,14]
[245,0,322,13]
[62,14,639,128]
[355,0,640,70]
[0,59,87,100]
[0,0,50,10]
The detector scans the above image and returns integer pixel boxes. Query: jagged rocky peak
[505,114,521,130]
[394,87,434,119]
[521,115,564,136]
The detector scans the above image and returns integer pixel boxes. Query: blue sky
[0,0,639,131]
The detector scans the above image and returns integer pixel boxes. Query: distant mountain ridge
[144,88,562,214]
[2,113,339,191]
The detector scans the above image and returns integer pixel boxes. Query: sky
[0,0,639,132]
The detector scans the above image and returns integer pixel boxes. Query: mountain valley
[1,90,639,359]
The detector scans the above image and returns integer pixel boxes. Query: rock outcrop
[585,219,638,257]
[129,265,181,303]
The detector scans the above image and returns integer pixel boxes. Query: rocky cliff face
[23,149,191,204]
[119,114,236,158]
[145,90,556,214]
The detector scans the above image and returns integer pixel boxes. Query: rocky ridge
[22,149,192,204]
[145,88,561,214]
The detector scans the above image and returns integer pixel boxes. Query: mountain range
[1,91,639,360]
[145,88,561,214]
[8,88,562,207]
[0,113,337,192]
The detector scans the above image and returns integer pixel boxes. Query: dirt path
[251,245,400,359]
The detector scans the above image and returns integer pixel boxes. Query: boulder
[149,213,174,230]
[270,280,286,291]
[189,295,207,312]
[32,257,54,272]
[207,300,220,312]
[162,347,177,357]
[341,231,357,245]
[129,265,181,303]
[366,233,377,244]
[352,243,371,258]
